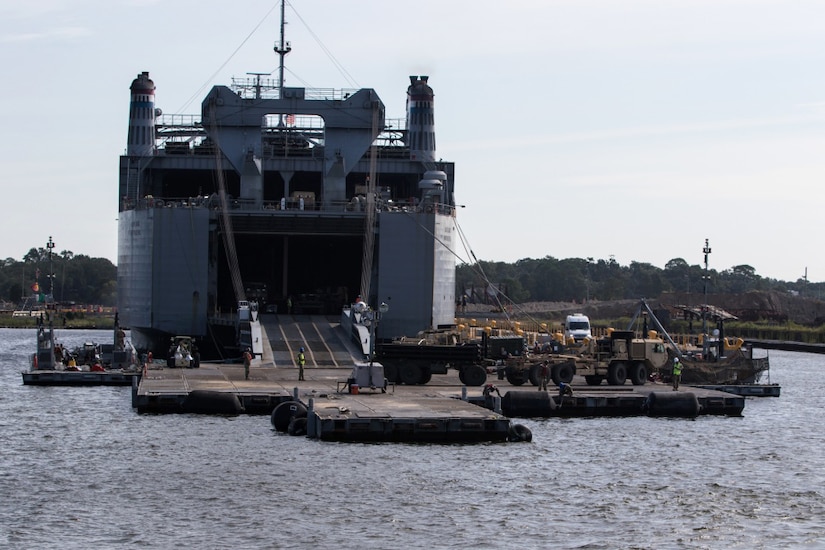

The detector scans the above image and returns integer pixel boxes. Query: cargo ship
[117,18,457,359]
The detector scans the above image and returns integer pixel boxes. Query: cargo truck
[505,330,669,386]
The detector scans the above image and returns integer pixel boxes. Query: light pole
[46,236,55,300]
[353,300,388,387]
[353,301,389,366]
[585,257,594,303]
[702,238,711,359]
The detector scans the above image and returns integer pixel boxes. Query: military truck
[505,330,669,386]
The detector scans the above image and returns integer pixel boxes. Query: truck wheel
[462,364,487,387]
[398,363,422,385]
[607,362,627,385]
[585,375,603,386]
[555,362,575,384]
[630,362,647,386]
[418,368,433,385]
[505,370,527,385]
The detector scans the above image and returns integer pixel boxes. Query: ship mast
[274,0,291,98]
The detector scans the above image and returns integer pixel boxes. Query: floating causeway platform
[496,386,745,418]
[132,364,294,414]
[127,317,751,442]
[306,394,512,443]
[133,363,515,442]
[131,362,747,435]
[693,383,781,397]
[22,370,140,386]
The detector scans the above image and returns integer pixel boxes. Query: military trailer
[375,331,488,386]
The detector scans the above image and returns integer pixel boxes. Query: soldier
[539,361,551,391]
[243,348,252,380]
[297,347,306,381]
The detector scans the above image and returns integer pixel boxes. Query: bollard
[293,387,299,400]
[461,386,468,401]
[307,398,316,438]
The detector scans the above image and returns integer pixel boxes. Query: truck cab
[564,314,592,342]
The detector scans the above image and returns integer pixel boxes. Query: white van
[564,313,592,342]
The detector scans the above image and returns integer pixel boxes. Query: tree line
[3,246,821,310]
[457,256,823,304]
[0,247,117,307]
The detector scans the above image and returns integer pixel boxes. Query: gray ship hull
[118,72,456,359]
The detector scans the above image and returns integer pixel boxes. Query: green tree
[7,282,22,303]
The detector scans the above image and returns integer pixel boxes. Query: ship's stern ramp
[259,314,364,368]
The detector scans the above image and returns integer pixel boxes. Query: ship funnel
[127,72,157,157]
[406,76,436,163]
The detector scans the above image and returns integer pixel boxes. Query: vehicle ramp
[259,314,365,368]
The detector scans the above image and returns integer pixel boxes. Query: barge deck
[23,370,140,386]
[132,361,746,419]
[129,317,750,442]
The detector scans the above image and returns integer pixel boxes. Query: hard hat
[299,347,304,352]
[674,357,680,362]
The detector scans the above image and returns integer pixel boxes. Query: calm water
[1,328,823,549]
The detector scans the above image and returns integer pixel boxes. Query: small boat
[22,317,141,386]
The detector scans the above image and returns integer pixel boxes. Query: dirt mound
[660,290,825,325]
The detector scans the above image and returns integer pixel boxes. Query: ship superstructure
[117,69,457,357]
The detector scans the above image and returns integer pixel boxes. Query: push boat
[22,317,141,386]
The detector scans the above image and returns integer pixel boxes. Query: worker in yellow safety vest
[672,357,683,391]
[297,347,306,381]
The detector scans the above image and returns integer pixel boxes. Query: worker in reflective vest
[672,357,683,391]
[297,347,306,381]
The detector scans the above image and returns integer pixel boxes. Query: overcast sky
[1,1,823,283]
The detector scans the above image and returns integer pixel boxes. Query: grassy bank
[475,314,825,345]
[601,318,825,344]
[0,314,115,330]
